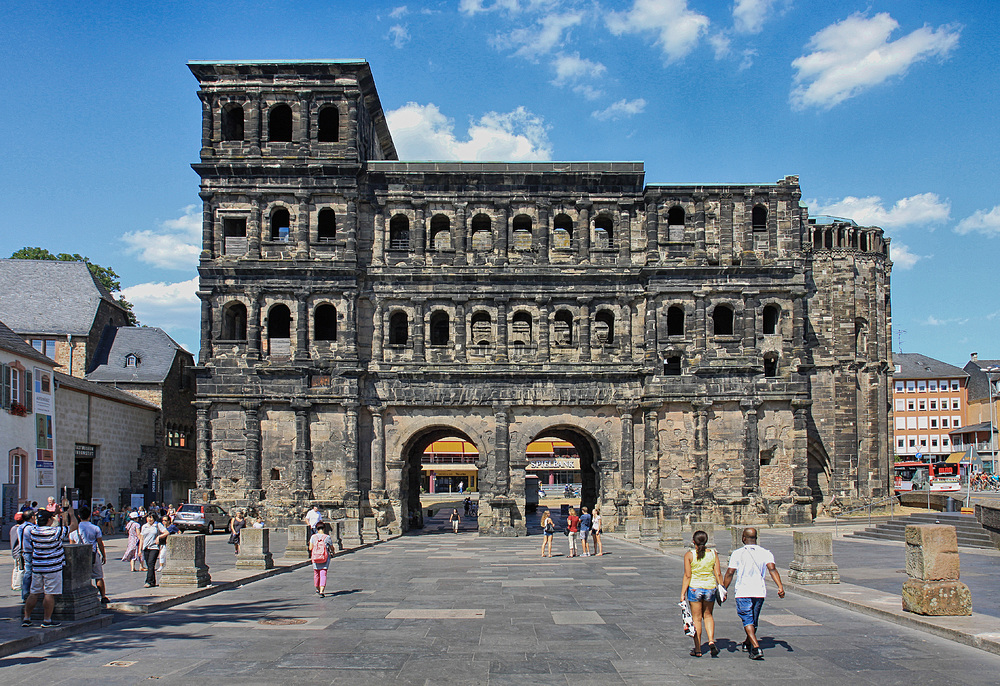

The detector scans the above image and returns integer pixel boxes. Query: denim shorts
[735,597,765,627]
[580,530,590,540]
[686,587,716,603]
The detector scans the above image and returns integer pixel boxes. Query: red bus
[893,461,961,493]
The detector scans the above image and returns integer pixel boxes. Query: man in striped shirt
[22,507,76,628]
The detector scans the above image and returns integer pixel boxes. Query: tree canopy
[10,247,138,325]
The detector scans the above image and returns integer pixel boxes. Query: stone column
[413,299,426,362]
[161,534,211,587]
[344,404,359,493]
[197,291,213,364]
[620,405,635,489]
[577,203,590,261]
[346,89,360,156]
[199,191,214,259]
[645,202,658,265]
[788,531,840,584]
[295,193,310,257]
[644,406,660,499]
[618,209,631,265]
[292,401,313,498]
[791,289,807,361]
[741,398,762,496]
[370,405,386,492]
[742,292,758,351]
[43,544,99,621]
[200,95,213,153]
[644,297,657,368]
[455,202,468,266]
[791,400,811,499]
[344,290,358,358]
[692,400,712,498]
[496,297,508,362]
[236,528,274,569]
[285,524,310,560]
[294,291,309,361]
[455,299,467,362]
[345,196,358,262]
[497,206,509,264]
[372,300,384,362]
[694,291,707,351]
[243,402,263,497]
[494,405,511,495]
[538,298,551,361]
[902,525,972,616]
[693,193,707,260]
[537,203,550,264]
[413,203,426,260]
[248,289,262,360]
[372,206,385,266]
[297,94,309,144]
[578,297,591,362]
[194,401,213,494]
[247,194,262,259]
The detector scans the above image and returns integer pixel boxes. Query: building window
[471,213,492,251]
[897,438,904,449]
[667,205,685,228]
[667,306,685,337]
[389,215,410,250]
[512,214,532,250]
[270,468,281,481]
[9,449,27,501]
[317,208,336,242]
[930,419,938,429]
[763,355,778,377]
[664,355,682,376]
[31,339,56,358]
[553,310,574,346]
[895,381,904,393]
[318,105,339,142]
[895,399,904,412]
[909,439,916,448]
[470,312,492,346]
[270,208,291,241]
[918,400,926,411]
[553,213,573,248]
[594,310,614,345]
[430,311,450,346]
[906,381,915,392]
[929,380,938,391]
[430,214,451,251]
[125,354,139,367]
[952,399,961,409]
[222,302,248,340]
[762,305,779,335]
[941,418,949,428]
[930,400,937,410]
[917,380,926,392]
[907,400,915,411]
[511,311,532,345]
[752,205,767,230]
[594,215,614,249]
[389,311,408,345]
[314,304,337,341]
[951,380,960,391]
[268,104,293,142]
[221,103,244,141]
[712,305,734,336]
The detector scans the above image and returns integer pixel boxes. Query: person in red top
[566,508,580,558]
[45,497,61,514]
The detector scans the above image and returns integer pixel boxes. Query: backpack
[311,535,330,564]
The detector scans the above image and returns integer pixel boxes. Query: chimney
[971,352,979,362]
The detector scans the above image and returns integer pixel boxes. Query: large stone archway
[398,425,481,532]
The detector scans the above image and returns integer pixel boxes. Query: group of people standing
[539,507,604,557]
[120,505,180,587]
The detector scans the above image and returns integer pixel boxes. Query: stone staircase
[848,512,996,549]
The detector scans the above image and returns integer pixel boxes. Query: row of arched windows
[386,308,617,347]
[387,212,617,252]
[811,226,887,254]
[663,303,781,337]
[220,302,338,342]
[220,102,340,143]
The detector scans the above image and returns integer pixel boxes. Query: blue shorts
[735,597,765,627]
[580,530,590,540]
[686,587,716,603]
[543,532,553,538]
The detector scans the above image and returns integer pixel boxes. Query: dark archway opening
[401,429,480,534]
[526,428,601,518]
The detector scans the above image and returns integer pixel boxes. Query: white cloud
[809,193,951,229]
[790,12,961,110]
[385,102,552,161]
[890,243,923,270]
[388,24,410,48]
[389,6,408,19]
[592,98,647,121]
[121,205,201,270]
[551,52,606,85]
[573,84,604,100]
[121,277,201,352]
[606,0,710,62]
[739,49,757,71]
[733,0,781,34]
[708,33,731,59]
[500,11,583,58]
[955,205,1000,237]
[923,314,967,326]
[460,0,553,14]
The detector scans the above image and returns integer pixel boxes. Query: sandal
[690,649,702,657]
[709,643,719,657]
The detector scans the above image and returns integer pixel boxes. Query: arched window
[314,304,337,341]
[512,214,532,250]
[270,208,290,241]
[221,103,244,141]
[471,213,492,251]
[712,305,734,336]
[762,305,779,335]
[268,104,293,142]
[594,310,614,345]
[553,309,574,346]
[471,311,492,346]
[389,215,410,250]
[763,354,778,377]
[267,304,291,339]
[752,205,767,231]
[430,311,450,346]
[222,302,247,340]
[389,311,408,345]
[553,213,573,249]
[430,214,451,251]
[667,206,685,227]
[511,311,532,345]
[318,105,339,142]
[594,215,614,249]
[318,208,336,242]
[664,355,682,376]
[125,353,139,367]
[667,306,685,337]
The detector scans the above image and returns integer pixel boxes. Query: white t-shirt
[140,522,168,549]
[728,544,775,598]
[70,520,103,552]
[305,510,322,527]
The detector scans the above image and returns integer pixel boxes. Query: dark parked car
[174,503,232,534]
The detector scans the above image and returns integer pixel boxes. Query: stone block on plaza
[236,527,274,569]
[624,519,641,539]
[902,579,972,616]
[340,518,363,549]
[788,531,840,584]
[32,544,100,621]
[640,517,659,541]
[690,521,714,546]
[362,517,379,543]
[161,534,212,587]
[905,525,961,581]
[285,524,310,559]
[659,519,683,547]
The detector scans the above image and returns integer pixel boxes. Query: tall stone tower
[189,60,892,537]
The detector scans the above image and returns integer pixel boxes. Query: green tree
[10,247,139,325]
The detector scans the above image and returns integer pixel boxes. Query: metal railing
[833,494,902,538]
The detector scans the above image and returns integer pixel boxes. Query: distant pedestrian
[70,506,110,604]
[305,505,322,537]
[138,513,168,588]
[681,530,723,657]
[156,515,179,572]
[723,527,785,660]
[540,510,555,557]
[16,509,37,603]
[566,508,580,557]
[458,480,464,494]
[449,509,461,533]
[22,507,75,627]
[45,496,60,513]
[122,512,143,571]
[463,497,471,516]
[309,522,334,597]
[592,508,604,556]
[579,507,592,556]
[229,511,246,555]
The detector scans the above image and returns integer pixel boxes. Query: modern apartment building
[892,353,968,461]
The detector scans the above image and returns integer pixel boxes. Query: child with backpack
[309,522,335,597]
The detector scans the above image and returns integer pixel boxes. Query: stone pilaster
[455,299,467,362]
[370,405,386,492]
[692,400,712,499]
[741,398,762,496]
[344,404,359,493]
[645,202,658,265]
[644,406,659,500]
[455,202,467,265]
[620,405,635,489]
[295,193,310,257]
[243,401,263,497]
[413,298,426,362]
[577,202,590,261]
[199,191,214,259]
[578,297,591,362]
[292,401,313,498]
[197,291,213,364]
[248,194,262,259]
[345,196,358,262]
[537,203,549,264]
[294,290,309,361]
[194,401,213,496]
[248,289,262,360]
[618,208,631,264]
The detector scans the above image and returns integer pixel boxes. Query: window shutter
[1,364,10,409]
[24,370,32,413]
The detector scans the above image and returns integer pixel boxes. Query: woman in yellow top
[680,530,724,657]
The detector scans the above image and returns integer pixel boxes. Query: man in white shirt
[305,506,322,536]
[723,527,785,661]
[70,506,109,604]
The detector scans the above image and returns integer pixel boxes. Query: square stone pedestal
[161,534,212,587]
[788,531,840,584]
[286,524,310,559]
[29,544,100,621]
[236,527,274,569]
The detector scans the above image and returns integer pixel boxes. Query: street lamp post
[987,367,1000,478]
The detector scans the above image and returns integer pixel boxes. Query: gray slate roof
[86,327,189,383]
[0,318,58,367]
[948,421,996,436]
[963,358,1000,402]
[54,371,160,411]
[893,352,968,380]
[0,259,123,336]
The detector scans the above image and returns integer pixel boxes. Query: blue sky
[1,1,996,368]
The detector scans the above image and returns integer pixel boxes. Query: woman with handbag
[229,511,246,555]
[680,530,724,657]
[540,510,555,557]
[566,508,580,557]
[308,522,335,597]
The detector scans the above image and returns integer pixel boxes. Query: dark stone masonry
[188,60,892,536]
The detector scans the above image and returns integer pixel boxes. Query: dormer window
[125,354,139,367]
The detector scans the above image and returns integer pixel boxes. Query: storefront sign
[527,458,578,470]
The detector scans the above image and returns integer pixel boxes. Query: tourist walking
[592,507,604,556]
[566,508,580,557]
[138,512,168,588]
[449,509,461,533]
[22,507,75,627]
[309,522,335,597]
[681,530,724,657]
[69,506,110,604]
[723,527,785,660]
[305,505,322,537]
[540,510,555,557]
[579,507,592,556]
[122,512,143,571]
[229,511,246,555]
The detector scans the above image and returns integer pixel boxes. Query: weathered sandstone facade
[189,61,893,535]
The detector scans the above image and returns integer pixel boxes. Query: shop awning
[945,451,969,464]
[421,463,478,473]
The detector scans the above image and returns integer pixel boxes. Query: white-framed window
[952,416,961,427]
[918,416,928,429]
[942,418,949,428]
[931,438,938,448]
[909,439,916,448]
[942,436,950,448]
[907,417,917,430]
[10,367,20,404]
[952,398,961,409]
[930,400,937,410]
[918,400,926,411]
[895,417,906,430]
[919,436,928,447]
[907,400,915,411]
[895,399,905,412]
[897,438,905,449]
[895,381,904,393]
[952,380,960,391]
[906,381,916,392]
[918,380,927,392]
[929,380,938,391]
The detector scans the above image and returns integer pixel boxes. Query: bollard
[31,544,100,621]
[788,531,840,584]
[161,534,212,587]
[340,518,363,549]
[236,527,274,569]
[659,519,683,548]
[640,517,659,542]
[361,517,379,543]
[624,518,641,539]
[285,524,310,559]
[901,524,971,616]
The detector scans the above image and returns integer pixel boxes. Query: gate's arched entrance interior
[403,430,480,533]
[527,429,601,517]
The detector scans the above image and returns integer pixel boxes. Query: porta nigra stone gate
[189,61,893,538]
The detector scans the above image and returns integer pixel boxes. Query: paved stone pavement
[2,527,1000,685]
